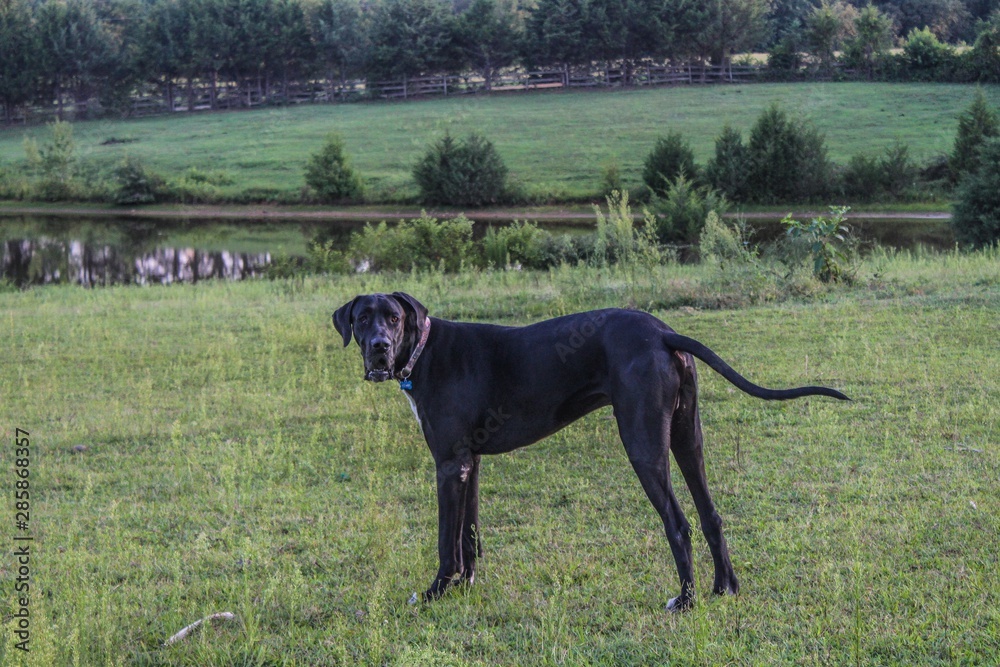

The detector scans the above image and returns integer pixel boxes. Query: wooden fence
[4,63,761,123]
[342,64,757,101]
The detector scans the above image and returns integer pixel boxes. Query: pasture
[1,82,998,203]
[2,250,999,665]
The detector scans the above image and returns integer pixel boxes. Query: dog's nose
[371,338,390,353]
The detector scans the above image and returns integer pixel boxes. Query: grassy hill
[1,82,997,204]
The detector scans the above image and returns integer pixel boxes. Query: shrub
[0,165,33,200]
[113,156,164,205]
[705,125,749,201]
[903,27,954,77]
[642,132,697,198]
[600,161,624,197]
[159,167,236,203]
[841,153,882,201]
[842,4,895,79]
[348,213,477,272]
[767,35,804,74]
[24,121,77,200]
[536,232,591,267]
[879,142,918,198]
[304,132,364,203]
[841,143,916,202]
[949,89,999,179]
[413,133,509,206]
[651,174,728,245]
[971,13,1000,82]
[805,1,858,72]
[951,137,1000,248]
[482,221,546,269]
[306,239,351,274]
[745,103,831,203]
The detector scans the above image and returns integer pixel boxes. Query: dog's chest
[402,390,424,435]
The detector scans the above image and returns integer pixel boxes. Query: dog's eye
[391,316,399,324]
[358,315,368,324]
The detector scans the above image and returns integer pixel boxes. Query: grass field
[2,250,999,665]
[1,82,998,203]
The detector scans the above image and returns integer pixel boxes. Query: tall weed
[592,190,661,268]
[781,206,858,283]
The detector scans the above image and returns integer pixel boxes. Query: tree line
[2,0,1000,122]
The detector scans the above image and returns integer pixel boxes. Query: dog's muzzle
[364,346,394,382]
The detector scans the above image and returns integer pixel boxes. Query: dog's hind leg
[612,363,696,611]
[670,354,739,598]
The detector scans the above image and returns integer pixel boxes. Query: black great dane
[333,292,848,610]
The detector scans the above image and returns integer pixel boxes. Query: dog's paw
[666,596,693,613]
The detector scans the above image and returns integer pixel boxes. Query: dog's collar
[397,317,431,390]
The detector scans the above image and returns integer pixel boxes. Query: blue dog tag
[399,379,413,391]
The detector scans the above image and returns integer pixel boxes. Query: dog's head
[333,292,429,382]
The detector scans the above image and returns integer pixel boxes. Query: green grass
[2,250,999,665]
[1,82,997,203]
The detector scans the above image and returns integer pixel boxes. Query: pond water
[0,214,953,287]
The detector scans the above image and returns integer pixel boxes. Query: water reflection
[2,237,271,287]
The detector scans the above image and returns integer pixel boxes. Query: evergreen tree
[951,136,1000,247]
[139,0,193,111]
[585,0,670,75]
[34,0,120,118]
[186,0,233,108]
[705,124,749,201]
[522,0,590,69]
[413,133,509,206]
[269,0,317,98]
[642,132,697,197]
[0,0,40,121]
[687,0,770,67]
[453,0,521,89]
[365,0,454,81]
[304,132,364,202]
[745,103,831,203]
[950,88,1000,177]
[309,0,368,88]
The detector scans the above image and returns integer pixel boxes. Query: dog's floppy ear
[391,291,429,337]
[332,296,359,348]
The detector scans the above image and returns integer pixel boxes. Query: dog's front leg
[424,449,474,600]
[461,454,483,585]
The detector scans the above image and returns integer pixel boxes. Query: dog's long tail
[664,332,850,401]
